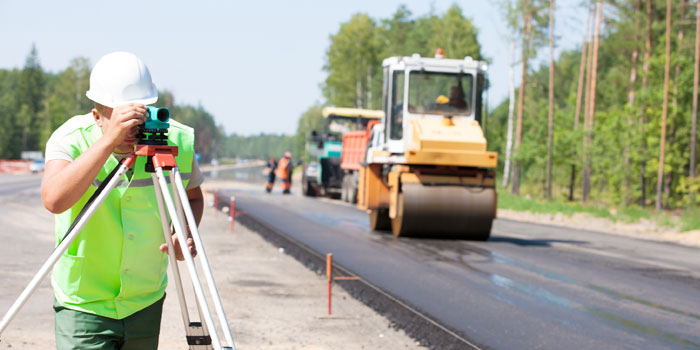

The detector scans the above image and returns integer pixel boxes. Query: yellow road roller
[357,52,497,240]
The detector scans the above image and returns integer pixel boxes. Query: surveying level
[145,106,171,130]
[0,107,236,350]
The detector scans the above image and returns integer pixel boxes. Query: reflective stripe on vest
[92,172,192,188]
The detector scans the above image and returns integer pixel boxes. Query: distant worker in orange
[265,156,277,193]
[276,152,293,194]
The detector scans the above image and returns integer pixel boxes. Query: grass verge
[498,192,612,219]
[497,191,699,233]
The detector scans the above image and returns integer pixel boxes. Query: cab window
[390,71,405,140]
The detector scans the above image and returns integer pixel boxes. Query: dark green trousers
[54,296,164,350]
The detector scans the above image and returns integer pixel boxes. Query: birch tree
[655,0,672,210]
[582,1,603,202]
[691,0,700,204]
[569,4,594,201]
[546,0,555,200]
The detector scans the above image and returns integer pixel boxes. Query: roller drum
[391,184,496,240]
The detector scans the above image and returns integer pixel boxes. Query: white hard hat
[86,52,158,108]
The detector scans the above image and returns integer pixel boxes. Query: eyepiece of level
[156,108,169,122]
[145,106,171,130]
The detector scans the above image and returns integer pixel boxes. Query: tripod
[0,142,236,349]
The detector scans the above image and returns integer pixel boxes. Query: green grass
[498,191,700,232]
[616,206,651,223]
[498,192,612,219]
[680,207,700,232]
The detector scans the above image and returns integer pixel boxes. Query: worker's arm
[41,104,146,214]
[41,105,146,214]
[41,138,114,213]
[187,186,204,226]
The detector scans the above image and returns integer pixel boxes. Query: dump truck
[357,53,497,240]
[302,107,381,198]
[339,118,382,203]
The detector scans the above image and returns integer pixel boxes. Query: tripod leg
[170,172,209,344]
[171,177,213,341]
[170,168,236,348]
[153,168,224,350]
[0,160,132,337]
[152,175,196,337]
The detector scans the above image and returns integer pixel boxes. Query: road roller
[357,52,497,240]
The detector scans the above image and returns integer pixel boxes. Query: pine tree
[16,44,46,155]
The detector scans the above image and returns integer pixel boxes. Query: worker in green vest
[41,51,203,349]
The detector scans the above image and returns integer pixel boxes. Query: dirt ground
[0,177,425,350]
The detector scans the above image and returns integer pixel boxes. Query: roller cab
[357,52,497,240]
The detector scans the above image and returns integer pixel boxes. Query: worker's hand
[101,104,147,150]
[160,233,197,261]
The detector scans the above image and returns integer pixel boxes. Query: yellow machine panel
[357,164,389,211]
[405,118,498,168]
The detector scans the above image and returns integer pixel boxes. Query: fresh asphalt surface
[212,168,700,350]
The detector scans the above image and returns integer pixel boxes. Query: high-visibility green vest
[50,113,194,319]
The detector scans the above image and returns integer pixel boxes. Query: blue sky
[0,0,585,135]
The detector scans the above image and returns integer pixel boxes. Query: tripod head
[135,106,177,173]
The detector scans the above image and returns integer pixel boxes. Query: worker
[448,86,467,109]
[41,51,202,349]
[276,151,292,194]
[265,155,277,193]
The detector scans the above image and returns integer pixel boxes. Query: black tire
[329,190,342,200]
[391,193,406,237]
[349,172,359,204]
[340,176,348,202]
[369,209,391,231]
[349,182,358,204]
[303,180,316,197]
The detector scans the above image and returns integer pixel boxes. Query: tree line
[0,45,291,163]
[487,0,700,210]
[222,133,295,161]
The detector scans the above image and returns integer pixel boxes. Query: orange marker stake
[327,253,332,316]
[214,192,219,211]
[325,253,359,317]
